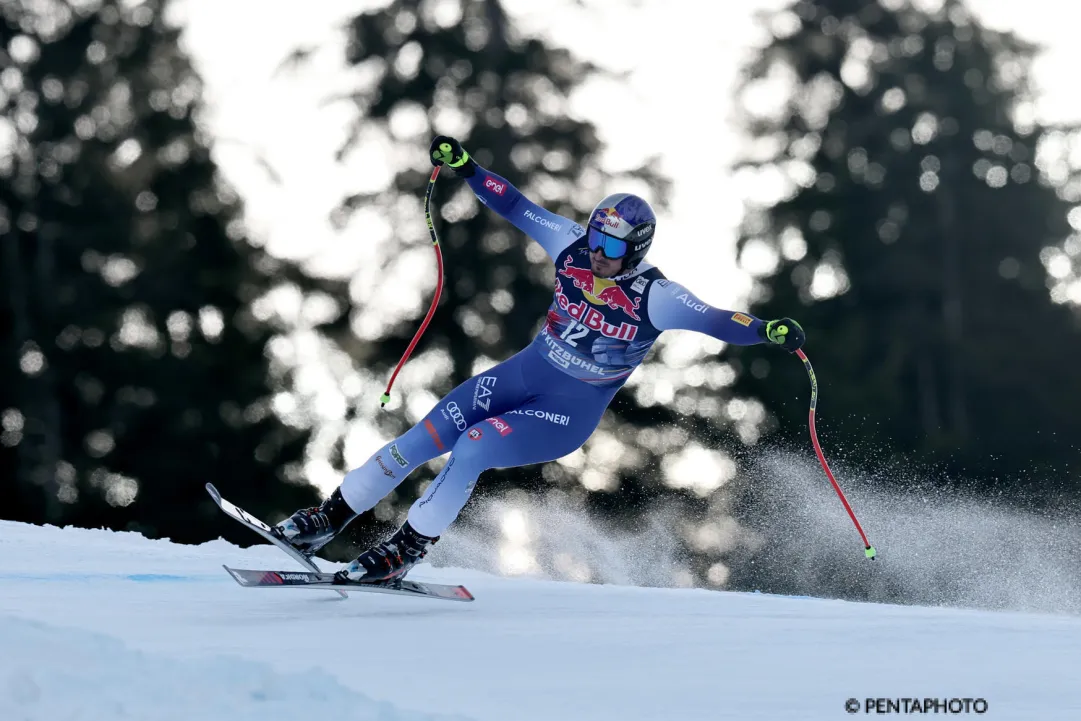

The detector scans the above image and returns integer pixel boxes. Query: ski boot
[272,488,356,557]
[335,521,438,584]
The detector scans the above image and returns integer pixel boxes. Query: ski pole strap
[381,165,445,408]
[795,349,877,560]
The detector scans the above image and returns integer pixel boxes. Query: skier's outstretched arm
[648,279,806,351]
[430,135,580,260]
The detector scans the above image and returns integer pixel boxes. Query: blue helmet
[586,193,657,271]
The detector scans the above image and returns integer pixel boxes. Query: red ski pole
[380,165,444,408]
[795,348,877,560]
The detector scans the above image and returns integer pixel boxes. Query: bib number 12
[560,322,589,346]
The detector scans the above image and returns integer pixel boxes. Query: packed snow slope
[1,521,1080,721]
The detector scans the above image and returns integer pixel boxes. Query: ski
[222,566,475,602]
[205,482,348,599]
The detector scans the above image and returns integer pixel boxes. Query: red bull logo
[558,257,642,322]
[594,285,642,321]
[551,292,639,341]
[558,260,596,294]
[553,287,639,343]
[592,207,622,229]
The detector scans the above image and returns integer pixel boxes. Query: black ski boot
[272,488,356,556]
[335,521,438,583]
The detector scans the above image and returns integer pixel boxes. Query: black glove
[757,318,805,352]
[429,135,476,177]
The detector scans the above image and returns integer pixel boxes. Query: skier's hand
[429,135,476,177]
[758,318,805,352]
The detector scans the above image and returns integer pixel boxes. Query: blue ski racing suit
[338,163,776,538]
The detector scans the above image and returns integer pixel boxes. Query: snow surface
[2,520,1080,721]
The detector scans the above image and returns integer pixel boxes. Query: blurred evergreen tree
[0,0,339,543]
[726,0,1081,497]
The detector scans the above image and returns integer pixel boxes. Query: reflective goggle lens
[587,227,628,259]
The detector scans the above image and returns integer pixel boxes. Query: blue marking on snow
[0,572,212,583]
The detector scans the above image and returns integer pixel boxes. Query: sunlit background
[5,0,1081,610]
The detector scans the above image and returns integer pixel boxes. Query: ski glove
[429,135,476,178]
[758,318,805,352]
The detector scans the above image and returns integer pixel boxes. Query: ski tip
[455,586,475,601]
[205,483,220,502]
[221,565,244,586]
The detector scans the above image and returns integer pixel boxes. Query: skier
[273,136,806,583]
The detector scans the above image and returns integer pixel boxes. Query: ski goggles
[587,227,628,259]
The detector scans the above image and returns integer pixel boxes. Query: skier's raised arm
[647,279,806,351]
[430,135,580,261]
